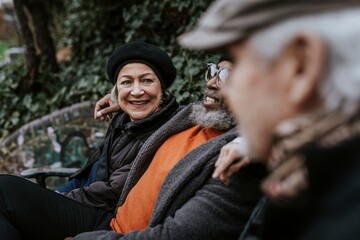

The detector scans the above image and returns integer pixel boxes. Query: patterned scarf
[262,111,360,200]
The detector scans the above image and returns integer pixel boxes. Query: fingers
[95,113,112,121]
[94,94,112,119]
[213,141,248,184]
[213,146,235,178]
[94,94,121,121]
[226,156,250,177]
[95,110,112,121]
[219,157,250,185]
[97,105,121,118]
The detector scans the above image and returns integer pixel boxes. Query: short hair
[249,8,360,115]
[110,85,118,104]
[219,54,234,63]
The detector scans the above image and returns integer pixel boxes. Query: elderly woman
[0,41,179,240]
[57,41,179,212]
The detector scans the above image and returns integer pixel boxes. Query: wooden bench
[0,101,109,189]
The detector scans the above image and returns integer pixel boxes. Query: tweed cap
[178,0,360,51]
[106,41,176,89]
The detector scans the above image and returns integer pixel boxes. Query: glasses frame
[205,63,229,88]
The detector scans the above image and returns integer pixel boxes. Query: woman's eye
[120,80,132,87]
[141,78,154,85]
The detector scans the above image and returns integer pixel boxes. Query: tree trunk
[26,0,59,73]
[13,0,59,92]
[13,0,39,92]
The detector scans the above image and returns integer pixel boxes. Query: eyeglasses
[205,63,229,87]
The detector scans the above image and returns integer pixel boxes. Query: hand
[212,138,250,185]
[94,93,122,121]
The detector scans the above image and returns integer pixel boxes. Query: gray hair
[249,8,360,115]
[110,85,118,104]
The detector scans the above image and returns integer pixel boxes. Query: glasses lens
[218,69,229,82]
[205,63,217,81]
[217,68,229,87]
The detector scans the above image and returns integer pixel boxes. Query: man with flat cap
[179,0,360,239]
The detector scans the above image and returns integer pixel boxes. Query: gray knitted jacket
[74,103,265,240]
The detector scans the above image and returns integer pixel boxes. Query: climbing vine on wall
[0,0,219,138]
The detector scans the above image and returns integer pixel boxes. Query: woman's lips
[128,100,150,107]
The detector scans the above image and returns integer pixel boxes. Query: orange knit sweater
[110,125,223,233]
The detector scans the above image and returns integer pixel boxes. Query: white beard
[190,102,235,131]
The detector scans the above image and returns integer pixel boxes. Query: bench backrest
[0,101,109,176]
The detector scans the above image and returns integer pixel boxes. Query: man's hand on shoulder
[213,137,250,185]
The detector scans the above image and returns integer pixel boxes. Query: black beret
[106,41,176,89]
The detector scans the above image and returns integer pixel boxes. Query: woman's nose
[130,82,144,95]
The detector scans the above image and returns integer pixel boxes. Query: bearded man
[66,57,265,240]
[179,0,360,239]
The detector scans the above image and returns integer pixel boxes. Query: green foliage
[0,40,8,60]
[0,59,40,137]
[0,0,218,139]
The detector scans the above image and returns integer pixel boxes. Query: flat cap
[178,0,360,51]
[107,41,176,89]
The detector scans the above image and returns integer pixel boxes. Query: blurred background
[0,0,216,181]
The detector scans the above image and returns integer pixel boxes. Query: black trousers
[0,175,113,240]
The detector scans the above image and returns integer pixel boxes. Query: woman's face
[116,63,162,121]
